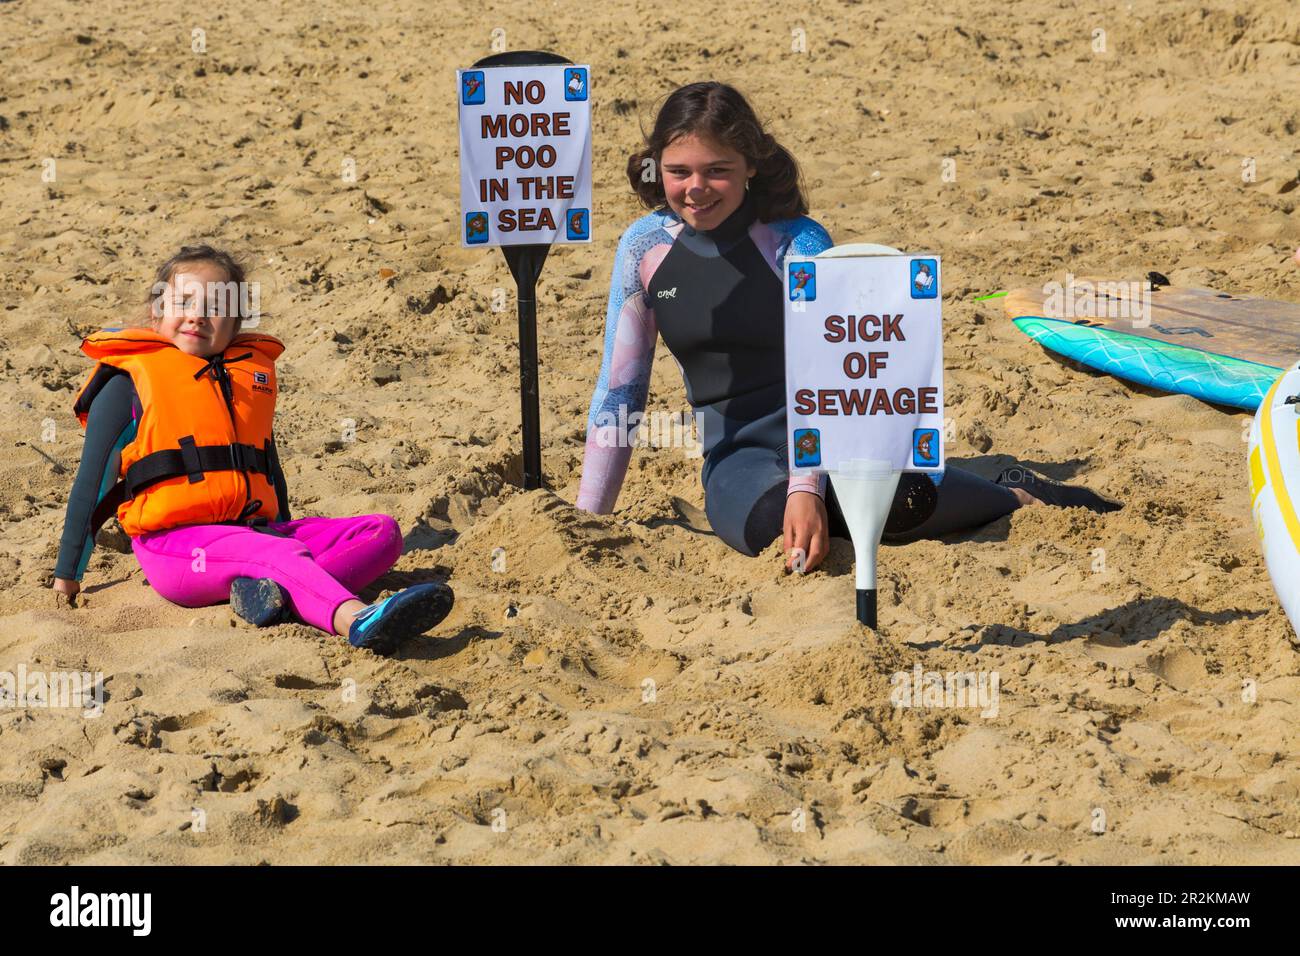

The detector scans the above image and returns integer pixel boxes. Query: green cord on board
[973,291,1008,301]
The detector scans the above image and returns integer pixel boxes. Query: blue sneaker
[348,582,454,655]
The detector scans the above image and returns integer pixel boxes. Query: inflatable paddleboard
[1249,363,1300,644]
[1004,279,1300,411]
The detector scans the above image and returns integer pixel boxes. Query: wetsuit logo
[912,427,940,467]
[910,259,938,299]
[793,428,821,467]
[461,70,486,106]
[788,262,817,302]
[656,287,677,300]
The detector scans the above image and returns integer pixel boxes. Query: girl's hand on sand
[52,577,80,607]
[783,491,829,573]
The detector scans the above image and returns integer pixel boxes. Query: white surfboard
[1248,362,1300,645]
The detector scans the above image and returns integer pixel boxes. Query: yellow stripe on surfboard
[1249,446,1265,503]
[1259,370,1300,554]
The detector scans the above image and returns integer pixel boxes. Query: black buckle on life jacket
[226,442,251,473]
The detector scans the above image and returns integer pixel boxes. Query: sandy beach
[1,0,1299,863]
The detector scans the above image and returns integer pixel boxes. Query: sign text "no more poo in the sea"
[457,64,593,247]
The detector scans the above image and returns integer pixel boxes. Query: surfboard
[1248,363,1300,644]
[1003,278,1300,411]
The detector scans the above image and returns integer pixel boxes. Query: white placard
[784,253,944,474]
[457,64,593,247]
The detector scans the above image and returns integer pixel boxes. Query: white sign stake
[784,243,944,628]
[829,459,902,627]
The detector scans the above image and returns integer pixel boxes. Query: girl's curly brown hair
[626,82,808,223]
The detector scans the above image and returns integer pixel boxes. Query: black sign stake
[472,50,572,491]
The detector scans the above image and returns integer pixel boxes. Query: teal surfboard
[1005,280,1300,412]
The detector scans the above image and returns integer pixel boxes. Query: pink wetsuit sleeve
[788,473,827,498]
[576,224,661,514]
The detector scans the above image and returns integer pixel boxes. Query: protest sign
[784,254,944,476]
[458,63,592,248]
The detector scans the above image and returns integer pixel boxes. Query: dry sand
[1,0,1299,864]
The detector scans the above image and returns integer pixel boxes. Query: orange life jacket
[72,327,286,538]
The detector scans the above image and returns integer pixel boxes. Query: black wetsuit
[576,192,1021,554]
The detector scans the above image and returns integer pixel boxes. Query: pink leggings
[130,514,403,633]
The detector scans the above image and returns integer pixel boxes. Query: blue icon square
[910,259,938,299]
[564,68,588,101]
[793,428,821,468]
[565,207,590,240]
[460,71,486,105]
[465,211,490,244]
[912,428,940,467]
[788,261,816,302]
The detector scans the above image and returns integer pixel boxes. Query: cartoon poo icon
[795,430,820,458]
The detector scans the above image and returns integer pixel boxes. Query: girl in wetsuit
[576,82,1119,571]
[50,245,453,654]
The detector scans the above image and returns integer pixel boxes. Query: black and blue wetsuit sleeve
[54,373,137,582]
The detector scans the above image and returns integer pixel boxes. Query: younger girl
[576,82,1120,571]
[51,245,452,655]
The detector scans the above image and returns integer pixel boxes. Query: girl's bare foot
[1010,487,1043,507]
[52,577,80,607]
[996,467,1122,513]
